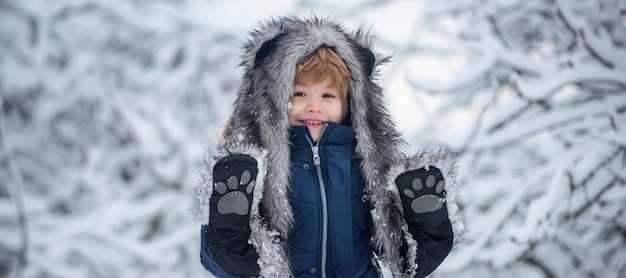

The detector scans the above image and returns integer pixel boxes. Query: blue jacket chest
[288,124,376,277]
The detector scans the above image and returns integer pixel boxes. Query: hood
[221,15,407,232]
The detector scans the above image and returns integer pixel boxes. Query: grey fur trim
[250,218,292,277]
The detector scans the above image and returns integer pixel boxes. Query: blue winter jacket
[200,123,378,277]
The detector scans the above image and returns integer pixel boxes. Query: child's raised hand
[206,154,260,275]
[395,166,454,277]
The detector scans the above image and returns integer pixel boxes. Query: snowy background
[1,0,625,277]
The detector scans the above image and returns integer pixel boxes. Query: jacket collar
[289,123,356,147]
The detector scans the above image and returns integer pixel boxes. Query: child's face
[288,79,344,142]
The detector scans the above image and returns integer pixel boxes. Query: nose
[306,98,322,112]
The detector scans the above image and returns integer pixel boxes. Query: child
[196,16,463,278]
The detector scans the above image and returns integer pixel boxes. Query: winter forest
[1,0,625,277]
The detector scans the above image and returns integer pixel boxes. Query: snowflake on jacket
[195,15,465,278]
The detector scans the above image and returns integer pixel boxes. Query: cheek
[329,103,345,123]
[287,102,298,124]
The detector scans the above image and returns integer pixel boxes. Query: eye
[293,91,306,97]
[323,93,337,99]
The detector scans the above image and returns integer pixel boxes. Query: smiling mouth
[301,120,325,125]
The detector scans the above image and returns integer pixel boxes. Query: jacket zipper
[305,125,328,278]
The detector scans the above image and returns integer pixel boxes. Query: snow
[1,0,625,277]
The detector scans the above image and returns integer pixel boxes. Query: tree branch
[0,96,29,278]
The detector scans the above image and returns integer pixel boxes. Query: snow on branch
[408,0,626,277]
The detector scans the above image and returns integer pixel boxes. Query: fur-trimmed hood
[197,15,464,278]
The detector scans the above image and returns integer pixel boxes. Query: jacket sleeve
[200,225,250,278]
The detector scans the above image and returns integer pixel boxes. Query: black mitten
[395,166,453,277]
[207,154,260,275]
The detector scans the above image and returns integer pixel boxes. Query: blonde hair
[295,46,350,119]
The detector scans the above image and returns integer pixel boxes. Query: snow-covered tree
[402,0,626,277]
[0,1,242,276]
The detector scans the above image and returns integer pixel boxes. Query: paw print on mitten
[395,166,446,216]
[210,154,258,218]
[214,170,255,215]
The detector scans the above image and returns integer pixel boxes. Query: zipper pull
[311,145,321,165]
